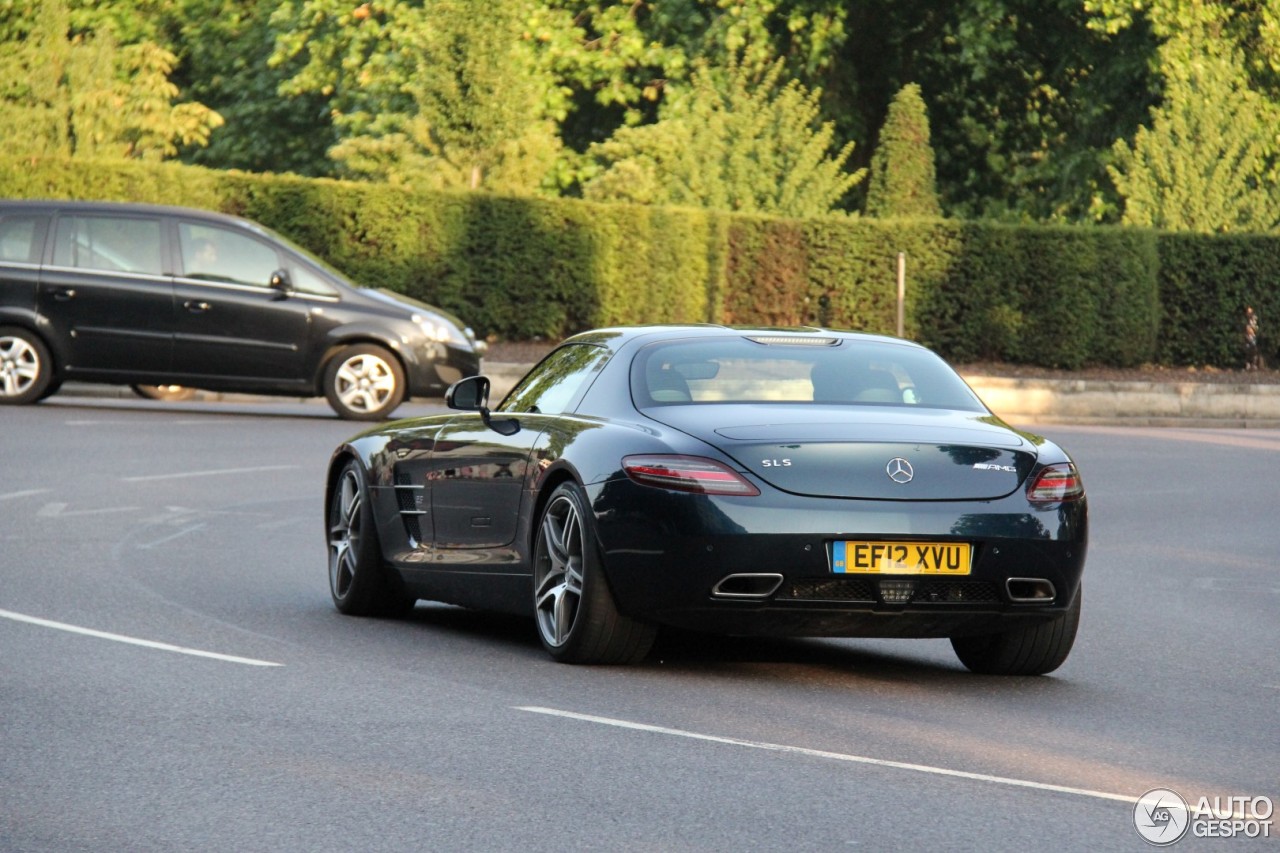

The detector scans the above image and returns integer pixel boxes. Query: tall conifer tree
[865,83,942,218]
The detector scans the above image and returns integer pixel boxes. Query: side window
[0,215,45,263]
[499,344,612,415]
[53,215,163,275]
[287,262,340,297]
[178,221,280,287]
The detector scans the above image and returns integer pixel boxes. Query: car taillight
[1027,463,1084,502]
[622,455,760,496]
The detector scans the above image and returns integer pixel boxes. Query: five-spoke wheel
[323,344,406,420]
[0,327,54,405]
[533,482,656,664]
[327,460,414,616]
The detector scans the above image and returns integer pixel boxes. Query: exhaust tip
[712,573,784,600]
[1006,578,1056,603]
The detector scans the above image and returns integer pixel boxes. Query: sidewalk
[59,365,1280,428]
[959,373,1280,428]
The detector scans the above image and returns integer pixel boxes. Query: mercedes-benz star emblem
[886,457,914,484]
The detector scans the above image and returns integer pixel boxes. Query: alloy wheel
[534,494,584,648]
[0,335,40,399]
[329,468,363,601]
[334,352,397,414]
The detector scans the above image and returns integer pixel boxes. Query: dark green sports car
[326,326,1087,675]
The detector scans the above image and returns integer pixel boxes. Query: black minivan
[0,200,485,419]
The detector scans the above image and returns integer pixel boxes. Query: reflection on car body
[326,325,1088,675]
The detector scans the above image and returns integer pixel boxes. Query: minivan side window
[287,263,340,298]
[178,221,280,288]
[0,216,45,264]
[53,215,163,275]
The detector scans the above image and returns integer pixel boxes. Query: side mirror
[446,375,489,411]
[445,376,519,436]
[269,269,292,292]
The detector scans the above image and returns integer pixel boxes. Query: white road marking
[135,523,206,549]
[0,489,51,502]
[256,517,306,530]
[123,465,298,483]
[0,608,282,667]
[63,419,243,427]
[517,706,1142,807]
[38,502,139,517]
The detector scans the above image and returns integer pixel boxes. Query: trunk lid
[647,405,1038,501]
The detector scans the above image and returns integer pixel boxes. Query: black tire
[323,344,406,420]
[327,460,415,617]
[950,585,1082,675]
[532,482,657,664]
[131,384,198,402]
[0,326,54,405]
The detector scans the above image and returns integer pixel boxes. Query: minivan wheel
[0,327,54,405]
[323,344,406,420]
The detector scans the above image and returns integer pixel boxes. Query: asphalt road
[2,395,1277,852]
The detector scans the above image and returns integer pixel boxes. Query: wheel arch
[527,465,583,556]
[314,334,412,397]
[324,446,364,521]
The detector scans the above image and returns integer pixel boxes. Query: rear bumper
[588,478,1087,638]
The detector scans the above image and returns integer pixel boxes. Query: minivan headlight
[413,314,464,345]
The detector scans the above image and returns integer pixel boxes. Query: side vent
[393,469,426,543]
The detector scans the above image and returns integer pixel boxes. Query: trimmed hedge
[2,155,1270,368]
[1156,233,1280,367]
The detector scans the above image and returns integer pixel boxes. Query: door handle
[184,300,211,314]
[52,288,76,301]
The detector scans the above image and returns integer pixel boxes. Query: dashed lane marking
[122,465,299,483]
[516,706,1144,808]
[0,607,282,667]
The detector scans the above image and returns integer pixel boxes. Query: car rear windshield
[630,336,986,412]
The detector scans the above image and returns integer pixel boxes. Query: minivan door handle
[51,287,76,301]
[183,300,211,314]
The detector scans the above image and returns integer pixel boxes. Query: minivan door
[170,220,312,384]
[39,213,173,376]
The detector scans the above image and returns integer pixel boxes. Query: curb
[57,365,1280,429]
[965,375,1280,429]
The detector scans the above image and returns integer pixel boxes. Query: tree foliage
[269,0,562,192]
[0,0,222,161]
[582,57,862,217]
[837,0,1161,223]
[168,0,334,176]
[9,0,1280,233]
[864,83,941,218]
[1109,36,1280,233]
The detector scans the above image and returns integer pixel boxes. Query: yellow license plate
[833,541,971,575]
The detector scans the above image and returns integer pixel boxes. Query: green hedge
[3,155,1271,369]
[1156,233,1280,367]
[725,217,1159,369]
